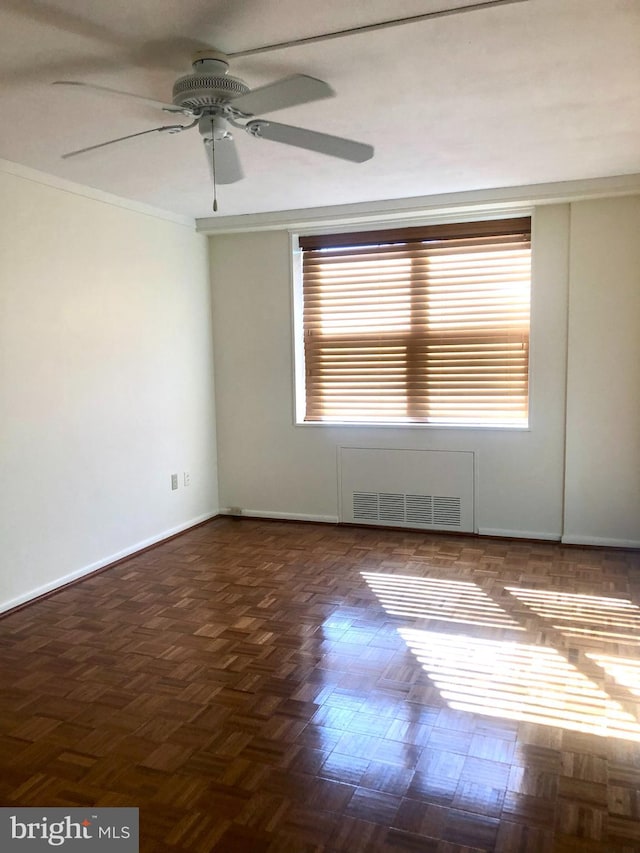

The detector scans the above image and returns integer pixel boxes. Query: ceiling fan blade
[247,120,373,163]
[2,58,123,87]
[204,137,244,184]
[61,125,188,159]
[231,75,334,116]
[52,81,190,115]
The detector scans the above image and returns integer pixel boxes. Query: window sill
[295,420,530,431]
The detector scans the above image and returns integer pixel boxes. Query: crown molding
[196,173,640,235]
[0,158,196,229]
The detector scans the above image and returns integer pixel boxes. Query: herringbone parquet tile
[1,518,639,852]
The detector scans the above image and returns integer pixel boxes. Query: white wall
[209,204,571,540]
[0,167,219,612]
[563,197,640,546]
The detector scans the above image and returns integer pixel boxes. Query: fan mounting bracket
[191,49,230,72]
[245,120,269,138]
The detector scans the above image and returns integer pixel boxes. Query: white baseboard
[478,528,562,541]
[8,511,632,618]
[0,511,219,616]
[561,534,640,549]
[222,515,566,540]
[219,508,338,524]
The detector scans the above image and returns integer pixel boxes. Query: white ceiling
[2,0,639,220]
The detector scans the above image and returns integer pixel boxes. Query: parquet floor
[1,518,640,852]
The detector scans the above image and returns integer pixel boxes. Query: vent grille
[340,448,474,532]
[353,492,378,521]
[406,494,433,525]
[379,493,404,522]
[434,497,462,526]
[353,491,461,529]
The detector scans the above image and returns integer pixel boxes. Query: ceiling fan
[53,50,373,211]
[50,0,527,210]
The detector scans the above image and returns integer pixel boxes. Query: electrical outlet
[171,473,178,491]
[183,471,191,487]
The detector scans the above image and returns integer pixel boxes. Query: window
[298,217,531,427]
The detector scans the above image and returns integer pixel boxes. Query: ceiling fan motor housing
[172,54,249,111]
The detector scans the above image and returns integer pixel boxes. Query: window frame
[291,213,533,430]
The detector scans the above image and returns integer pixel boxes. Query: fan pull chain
[210,119,218,212]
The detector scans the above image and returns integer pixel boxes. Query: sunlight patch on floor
[362,573,522,629]
[361,571,640,741]
[587,652,640,699]
[398,628,640,742]
[506,587,640,643]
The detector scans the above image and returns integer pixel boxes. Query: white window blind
[299,217,531,426]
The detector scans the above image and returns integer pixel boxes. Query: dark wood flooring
[1,518,639,852]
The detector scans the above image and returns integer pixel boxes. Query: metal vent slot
[433,496,462,526]
[406,494,433,525]
[379,493,405,522]
[353,492,379,521]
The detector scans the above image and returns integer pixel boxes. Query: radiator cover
[339,448,475,532]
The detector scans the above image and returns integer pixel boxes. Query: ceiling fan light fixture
[199,114,232,141]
